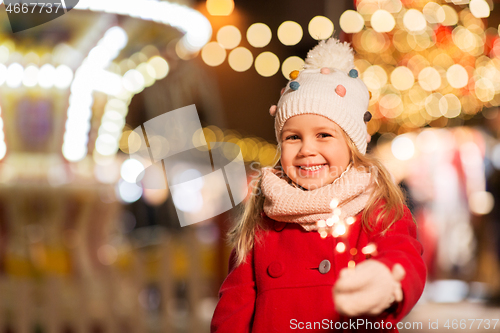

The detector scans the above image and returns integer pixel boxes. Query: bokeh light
[201,42,226,67]
[391,136,415,161]
[206,0,234,16]
[228,47,253,72]
[371,10,395,33]
[446,64,468,88]
[277,21,303,46]
[403,9,427,32]
[339,10,364,33]
[255,52,280,77]
[217,25,241,49]
[469,0,490,18]
[308,16,334,40]
[391,66,415,91]
[246,23,272,48]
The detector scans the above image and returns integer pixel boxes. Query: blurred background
[0,0,499,332]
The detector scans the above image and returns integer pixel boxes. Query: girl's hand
[333,260,406,317]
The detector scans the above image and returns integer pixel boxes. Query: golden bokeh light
[217,25,241,49]
[439,94,462,118]
[308,16,334,40]
[371,10,395,33]
[362,65,388,91]
[442,5,459,26]
[206,0,234,16]
[446,64,469,88]
[391,66,414,91]
[360,29,388,53]
[277,21,303,46]
[255,52,280,77]
[201,42,226,67]
[403,9,427,32]
[281,56,304,79]
[469,0,490,18]
[228,47,253,72]
[339,10,364,33]
[423,2,445,24]
[475,78,495,102]
[247,23,272,48]
[418,67,441,91]
[379,94,404,118]
[425,93,444,117]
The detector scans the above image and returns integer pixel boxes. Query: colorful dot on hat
[335,85,346,97]
[320,67,330,74]
[280,87,286,96]
[348,69,358,78]
[269,105,277,116]
[289,70,299,80]
[364,111,372,122]
[290,81,300,90]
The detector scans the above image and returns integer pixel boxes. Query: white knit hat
[270,38,371,154]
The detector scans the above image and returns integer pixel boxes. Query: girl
[211,38,426,332]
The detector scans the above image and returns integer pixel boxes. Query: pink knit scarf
[261,165,374,231]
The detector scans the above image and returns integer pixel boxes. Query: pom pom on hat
[304,38,354,74]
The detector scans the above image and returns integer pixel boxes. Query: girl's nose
[298,139,316,156]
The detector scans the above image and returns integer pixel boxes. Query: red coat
[211,205,426,332]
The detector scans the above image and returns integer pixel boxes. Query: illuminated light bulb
[55,65,74,89]
[391,66,414,91]
[281,56,304,80]
[391,136,415,161]
[317,219,326,228]
[326,218,335,227]
[228,47,253,72]
[6,62,23,88]
[336,242,346,253]
[418,67,441,91]
[38,64,56,88]
[217,25,241,49]
[403,9,427,32]
[201,42,226,67]
[122,69,145,93]
[136,63,156,87]
[247,23,272,48]
[320,231,328,239]
[277,21,303,46]
[346,217,355,225]
[330,198,339,209]
[148,56,169,80]
[206,0,234,16]
[469,0,490,18]
[308,16,334,40]
[255,52,280,77]
[371,10,395,33]
[333,208,341,216]
[22,65,38,87]
[339,10,364,33]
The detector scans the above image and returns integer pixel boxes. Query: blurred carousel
[0,1,224,332]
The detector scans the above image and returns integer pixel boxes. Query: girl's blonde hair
[227,130,407,266]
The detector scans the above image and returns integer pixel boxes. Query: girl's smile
[280,114,351,190]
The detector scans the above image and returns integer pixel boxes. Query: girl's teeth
[301,165,323,171]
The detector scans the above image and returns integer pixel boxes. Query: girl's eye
[318,133,332,138]
[285,135,299,140]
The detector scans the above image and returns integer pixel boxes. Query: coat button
[273,221,286,232]
[267,261,285,278]
[319,260,331,274]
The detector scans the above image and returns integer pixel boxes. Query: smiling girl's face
[280,114,351,190]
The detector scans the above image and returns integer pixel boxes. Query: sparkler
[317,198,378,269]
